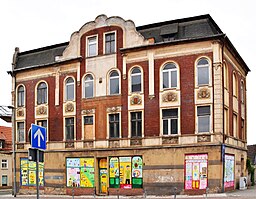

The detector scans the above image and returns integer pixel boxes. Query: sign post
[30,124,46,199]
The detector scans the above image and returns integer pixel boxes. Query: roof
[13,14,250,73]
[0,126,12,150]
[136,14,222,43]
[15,42,69,70]
[248,145,256,165]
[0,106,12,123]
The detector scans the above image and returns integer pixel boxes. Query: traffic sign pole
[36,149,39,199]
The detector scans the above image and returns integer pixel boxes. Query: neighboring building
[247,145,256,184]
[0,126,12,188]
[9,14,249,196]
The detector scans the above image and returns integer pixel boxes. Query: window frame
[104,31,116,54]
[196,57,211,87]
[65,117,75,141]
[17,85,25,107]
[130,111,143,138]
[65,77,75,101]
[108,70,120,95]
[108,113,120,139]
[17,121,25,143]
[87,35,98,57]
[36,119,48,141]
[161,62,178,90]
[1,175,8,186]
[83,74,94,98]
[196,105,211,133]
[36,81,48,105]
[233,113,238,138]
[82,114,95,140]
[241,80,245,103]
[1,159,8,169]
[161,108,179,136]
[130,66,143,93]
[232,72,238,97]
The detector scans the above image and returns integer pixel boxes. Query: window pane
[163,63,176,70]
[18,86,24,107]
[84,116,93,125]
[163,72,169,88]
[110,78,119,95]
[109,114,119,138]
[163,119,168,135]
[137,121,142,137]
[198,116,210,132]
[85,81,93,98]
[131,68,140,74]
[88,37,97,57]
[18,122,24,142]
[66,84,74,100]
[198,66,209,85]
[131,121,137,137]
[37,83,47,104]
[197,106,210,116]
[171,70,177,87]
[171,119,178,134]
[65,118,74,140]
[105,33,115,54]
[162,109,178,118]
[131,75,141,92]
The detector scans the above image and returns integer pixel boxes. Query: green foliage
[246,159,255,186]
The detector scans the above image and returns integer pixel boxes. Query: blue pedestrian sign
[31,124,46,150]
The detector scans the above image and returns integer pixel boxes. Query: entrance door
[99,158,108,194]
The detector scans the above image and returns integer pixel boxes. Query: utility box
[239,177,247,190]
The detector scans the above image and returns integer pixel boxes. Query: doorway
[99,158,108,194]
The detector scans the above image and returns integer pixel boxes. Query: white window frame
[129,66,143,94]
[17,84,25,107]
[161,62,178,90]
[36,119,48,142]
[104,31,116,54]
[1,159,8,169]
[64,77,75,101]
[108,69,120,95]
[196,105,212,134]
[35,81,48,105]
[160,108,180,136]
[233,113,238,138]
[196,57,211,87]
[83,74,94,98]
[87,35,98,57]
[233,73,238,97]
[1,175,8,186]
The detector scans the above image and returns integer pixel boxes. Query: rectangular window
[185,154,208,190]
[20,158,44,186]
[105,32,116,54]
[1,175,7,186]
[109,113,120,138]
[66,158,94,187]
[198,66,209,85]
[109,156,143,189]
[37,120,47,129]
[17,122,25,142]
[241,119,245,140]
[162,109,178,135]
[131,112,142,137]
[88,36,97,57]
[84,116,93,125]
[65,118,74,141]
[1,160,7,169]
[84,116,94,140]
[197,106,210,133]
[233,114,237,137]
[224,108,229,135]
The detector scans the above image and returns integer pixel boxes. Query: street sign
[31,124,46,150]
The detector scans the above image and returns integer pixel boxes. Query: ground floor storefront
[15,144,246,196]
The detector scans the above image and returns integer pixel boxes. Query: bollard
[93,186,96,199]
[173,187,177,199]
[117,189,119,199]
[143,188,147,198]
[205,187,209,199]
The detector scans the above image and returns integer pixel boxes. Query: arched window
[162,62,177,89]
[37,82,47,105]
[131,67,142,92]
[109,71,120,95]
[17,85,25,107]
[84,74,94,98]
[197,58,210,86]
[241,81,245,103]
[223,63,228,89]
[65,77,74,101]
[233,73,238,97]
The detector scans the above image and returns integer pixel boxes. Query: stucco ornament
[16,108,24,117]
[130,95,142,105]
[197,88,210,99]
[107,106,121,113]
[65,102,74,113]
[36,105,47,115]
[81,109,95,115]
[162,92,177,102]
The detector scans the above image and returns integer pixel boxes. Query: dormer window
[0,140,4,149]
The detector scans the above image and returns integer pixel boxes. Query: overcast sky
[0,0,255,144]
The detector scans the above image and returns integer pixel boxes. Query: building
[247,145,256,185]
[9,14,250,196]
[0,126,12,188]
